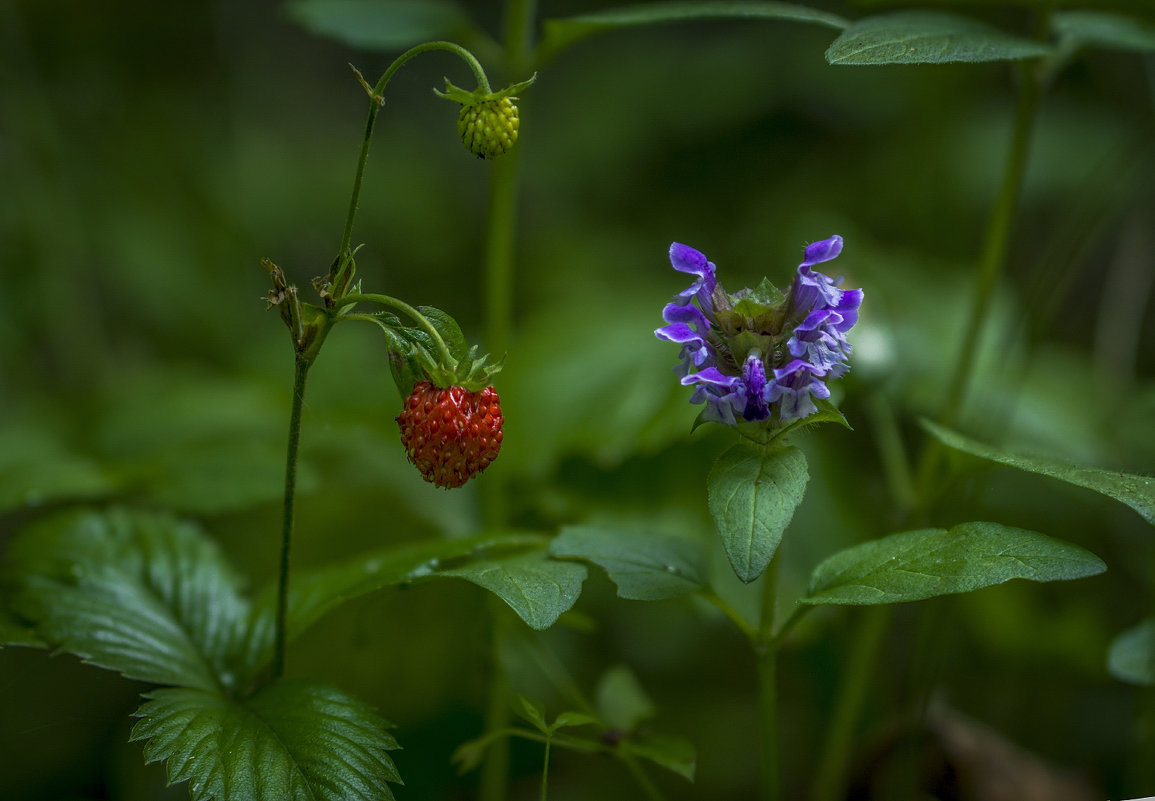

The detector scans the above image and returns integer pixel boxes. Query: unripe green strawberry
[458,97,519,160]
[397,381,503,489]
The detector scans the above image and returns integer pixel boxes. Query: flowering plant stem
[912,64,1042,516]
[273,356,311,679]
[756,555,782,801]
[338,41,491,263]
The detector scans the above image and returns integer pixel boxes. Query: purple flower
[668,243,717,314]
[767,360,831,422]
[656,235,862,432]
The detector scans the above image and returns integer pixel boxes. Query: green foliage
[707,443,808,583]
[549,525,707,600]
[131,680,401,801]
[801,522,1107,606]
[1107,618,1155,686]
[439,550,587,630]
[923,419,1155,526]
[242,533,585,668]
[541,1,849,60]
[1053,11,1155,52]
[285,0,474,52]
[9,508,251,692]
[825,11,1052,65]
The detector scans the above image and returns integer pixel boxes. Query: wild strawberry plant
[2,2,1154,801]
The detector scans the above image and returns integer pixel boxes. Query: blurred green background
[2,0,1154,799]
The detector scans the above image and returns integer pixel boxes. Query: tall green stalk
[756,557,781,801]
[273,357,311,679]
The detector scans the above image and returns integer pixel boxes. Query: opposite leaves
[708,443,808,583]
[802,522,1106,606]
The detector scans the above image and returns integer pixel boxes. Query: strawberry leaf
[131,679,401,801]
[9,507,251,692]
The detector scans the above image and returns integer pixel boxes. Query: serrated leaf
[621,734,697,781]
[1107,618,1155,686]
[1053,11,1155,53]
[596,665,656,732]
[802,522,1107,606]
[922,419,1155,525]
[514,694,549,733]
[542,1,848,59]
[131,679,401,801]
[826,11,1052,65]
[286,0,473,52]
[707,443,808,583]
[440,550,587,631]
[10,508,251,692]
[549,525,707,600]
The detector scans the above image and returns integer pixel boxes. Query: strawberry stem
[336,292,457,372]
[274,356,311,680]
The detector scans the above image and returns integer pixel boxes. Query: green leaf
[131,679,401,801]
[922,419,1155,525]
[286,0,473,52]
[514,694,549,733]
[10,508,251,692]
[551,711,599,732]
[417,305,469,363]
[826,11,1052,65]
[440,550,588,631]
[549,525,707,600]
[0,599,44,649]
[707,443,809,583]
[243,535,585,673]
[542,1,849,59]
[802,522,1107,606]
[621,734,697,781]
[0,425,117,513]
[1107,619,1155,686]
[1053,11,1155,53]
[596,665,656,732]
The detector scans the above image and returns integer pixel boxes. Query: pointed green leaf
[551,711,599,732]
[1053,11,1155,53]
[802,522,1107,606]
[542,1,848,59]
[130,679,401,801]
[240,533,556,677]
[286,0,473,52]
[596,665,656,732]
[708,443,808,583]
[922,419,1155,525]
[514,695,549,733]
[826,11,1052,65]
[440,550,587,631]
[10,508,251,692]
[1107,619,1155,686]
[549,525,707,600]
[620,734,697,781]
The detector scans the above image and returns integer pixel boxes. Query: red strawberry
[396,381,504,489]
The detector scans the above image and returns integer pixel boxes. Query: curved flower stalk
[655,236,863,440]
